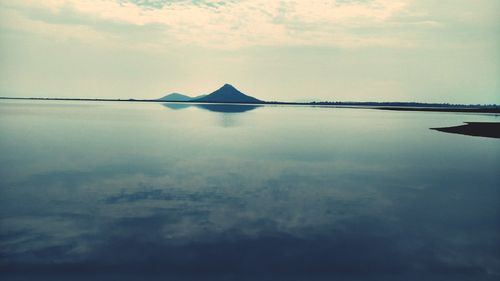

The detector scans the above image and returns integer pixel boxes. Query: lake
[0,100,499,280]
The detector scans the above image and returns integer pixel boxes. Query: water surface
[0,100,499,280]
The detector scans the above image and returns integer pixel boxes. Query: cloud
[1,0,415,49]
[1,0,497,102]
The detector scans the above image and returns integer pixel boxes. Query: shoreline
[1,96,499,114]
[431,122,500,139]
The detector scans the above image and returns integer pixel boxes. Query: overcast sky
[0,0,498,103]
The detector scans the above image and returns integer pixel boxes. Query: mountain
[159,93,208,102]
[159,93,193,101]
[193,84,261,103]
[191,94,207,100]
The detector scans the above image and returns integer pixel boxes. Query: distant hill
[193,84,261,103]
[159,93,192,101]
[159,93,207,102]
[191,94,207,100]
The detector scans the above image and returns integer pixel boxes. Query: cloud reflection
[1,156,499,279]
[1,102,499,280]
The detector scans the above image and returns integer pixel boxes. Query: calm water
[0,100,499,280]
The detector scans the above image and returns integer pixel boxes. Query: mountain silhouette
[193,84,261,103]
[160,93,207,101]
[159,93,192,101]
[191,94,207,100]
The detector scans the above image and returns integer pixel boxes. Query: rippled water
[0,100,499,280]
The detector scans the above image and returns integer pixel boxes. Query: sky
[0,0,498,103]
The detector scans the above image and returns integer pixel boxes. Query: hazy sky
[0,0,498,103]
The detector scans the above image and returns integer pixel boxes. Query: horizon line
[1,96,499,108]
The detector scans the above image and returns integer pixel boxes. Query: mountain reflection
[162,103,191,110]
[162,103,260,113]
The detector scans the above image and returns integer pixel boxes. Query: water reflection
[0,101,499,280]
[163,103,191,110]
[162,103,260,127]
[162,103,260,113]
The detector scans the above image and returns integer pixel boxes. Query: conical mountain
[193,84,261,103]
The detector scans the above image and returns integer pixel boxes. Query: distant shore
[1,96,499,114]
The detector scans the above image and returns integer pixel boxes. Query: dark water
[0,100,499,280]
